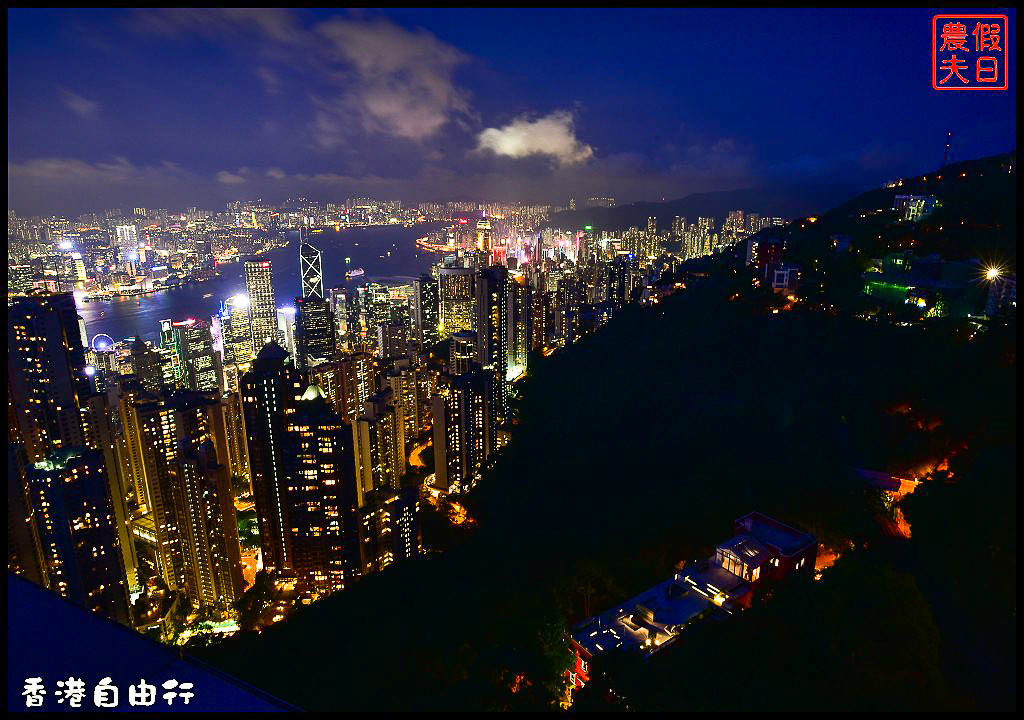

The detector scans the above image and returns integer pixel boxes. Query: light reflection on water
[77,223,445,343]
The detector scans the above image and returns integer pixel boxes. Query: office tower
[356,486,421,576]
[450,330,478,375]
[8,293,90,462]
[240,342,305,575]
[430,369,496,494]
[281,384,360,595]
[220,295,254,366]
[130,389,243,610]
[115,224,138,247]
[299,236,325,300]
[175,318,223,393]
[507,277,531,382]
[376,323,409,359]
[308,352,376,424]
[158,319,185,386]
[476,266,510,425]
[295,296,335,369]
[70,253,88,289]
[328,287,351,349]
[244,260,278,350]
[476,217,493,254]
[277,306,297,358]
[438,266,476,337]
[21,447,131,625]
[411,274,440,348]
[352,391,405,508]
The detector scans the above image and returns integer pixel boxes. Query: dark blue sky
[8,8,1016,216]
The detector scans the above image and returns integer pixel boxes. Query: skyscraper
[438,266,476,337]
[8,292,90,462]
[411,274,440,348]
[308,352,377,424]
[21,447,131,625]
[244,260,278,350]
[299,235,325,300]
[431,369,496,494]
[281,384,360,595]
[240,342,305,575]
[352,390,405,507]
[295,296,335,369]
[220,295,254,366]
[476,266,510,425]
[129,389,244,610]
[175,318,223,393]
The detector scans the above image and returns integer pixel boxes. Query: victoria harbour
[76,223,447,343]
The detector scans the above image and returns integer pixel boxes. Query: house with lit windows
[565,512,816,706]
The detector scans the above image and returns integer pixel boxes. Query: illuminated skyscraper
[438,266,476,337]
[240,342,305,575]
[21,447,131,625]
[220,295,254,366]
[299,235,325,300]
[352,391,405,507]
[475,266,509,424]
[308,352,376,424]
[281,384,360,595]
[244,260,278,350]
[430,369,496,494]
[507,276,531,382]
[175,318,223,393]
[277,306,297,358]
[356,487,421,576]
[476,217,493,254]
[295,296,335,369]
[129,389,244,610]
[7,292,90,462]
[411,274,440,348]
[450,330,478,375]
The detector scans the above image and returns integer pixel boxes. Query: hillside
[200,161,1016,711]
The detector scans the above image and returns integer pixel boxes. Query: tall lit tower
[244,260,278,350]
[299,233,325,300]
[240,342,304,576]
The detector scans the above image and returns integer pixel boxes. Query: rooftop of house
[735,511,816,557]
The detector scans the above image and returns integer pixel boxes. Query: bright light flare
[985,266,1002,281]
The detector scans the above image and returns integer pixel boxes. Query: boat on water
[202,293,213,299]
[345,268,366,280]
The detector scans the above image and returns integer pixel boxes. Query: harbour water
[76,223,448,344]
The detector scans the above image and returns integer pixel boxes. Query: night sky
[8,8,1017,216]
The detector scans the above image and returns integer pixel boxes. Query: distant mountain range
[545,184,858,232]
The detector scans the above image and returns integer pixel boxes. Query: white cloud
[477,111,593,165]
[58,87,99,117]
[312,18,470,143]
[216,170,247,185]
